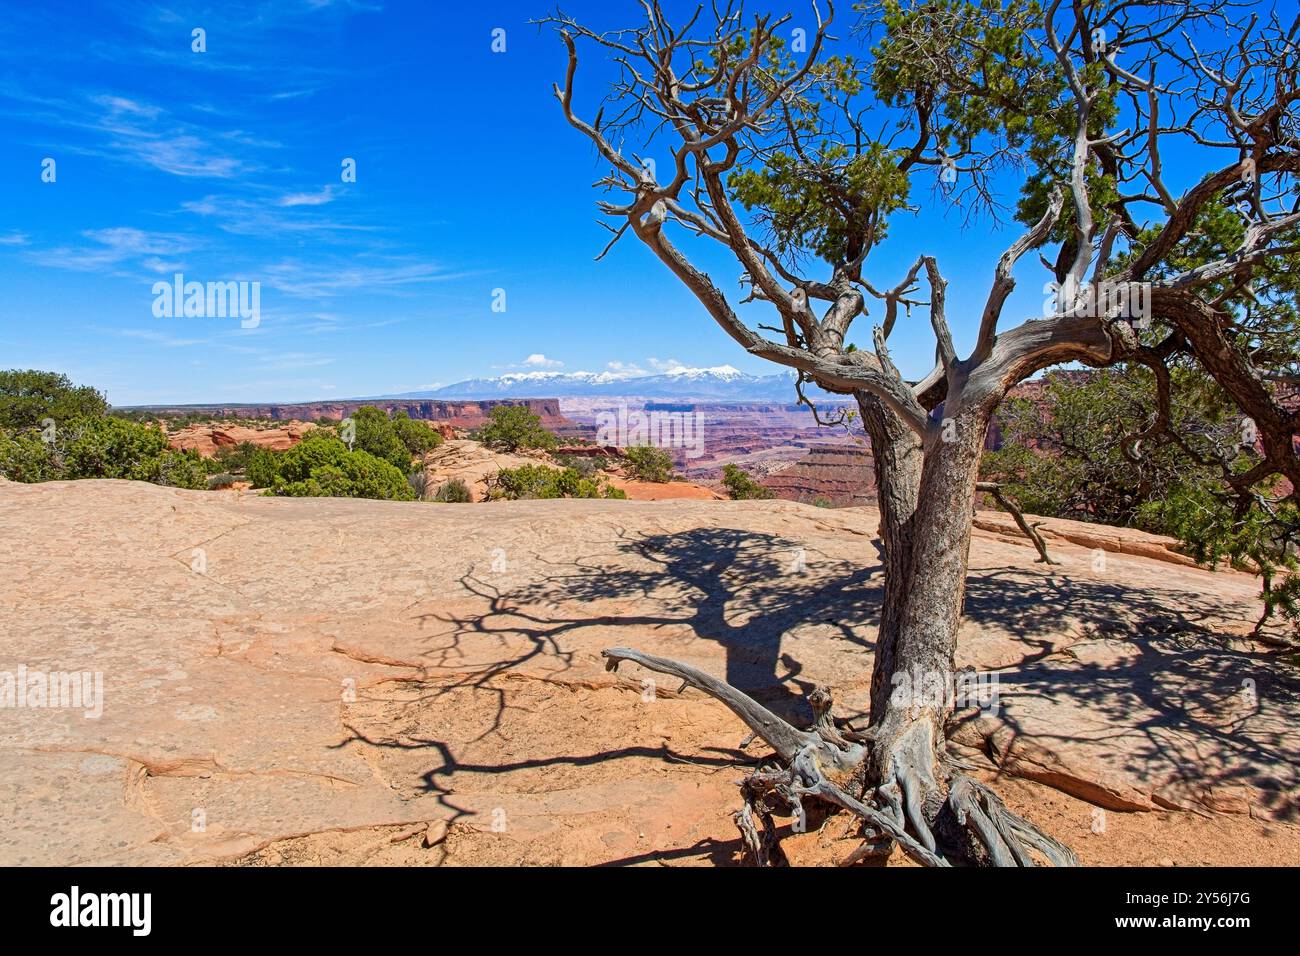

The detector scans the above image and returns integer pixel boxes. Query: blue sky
[0,0,1231,405]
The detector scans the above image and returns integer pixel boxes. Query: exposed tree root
[603,646,1077,867]
[976,481,1058,565]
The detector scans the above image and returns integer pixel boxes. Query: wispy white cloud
[181,192,370,238]
[111,328,211,348]
[261,259,468,298]
[88,93,254,179]
[32,227,197,273]
[277,185,338,207]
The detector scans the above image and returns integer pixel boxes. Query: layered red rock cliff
[129,397,569,427]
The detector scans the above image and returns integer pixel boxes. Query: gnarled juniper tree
[544,0,1300,866]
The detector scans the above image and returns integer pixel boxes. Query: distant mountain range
[387,365,841,402]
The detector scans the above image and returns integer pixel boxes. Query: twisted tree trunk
[856,393,923,726]
[605,391,1076,866]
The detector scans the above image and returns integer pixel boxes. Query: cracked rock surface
[1,477,1297,865]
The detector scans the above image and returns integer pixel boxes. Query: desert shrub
[487,464,625,500]
[407,468,431,499]
[0,369,109,431]
[553,453,607,478]
[979,368,1229,526]
[55,416,170,479]
[392,412,444,457]
[722,464,773,500]
[153,450,211,490]
[207,472,237,489]
[0,411,209,489]
[245,448,280,489]
[432,477,473,502]
[347,406,413,470]
[476,405,557,452]
[812,496,833,508]
[271,432,414,500]
[274,432,349,484]
[623,444,674,482]
[985,367,1300,634]
[213,440,260,474]
[0,429,60,482]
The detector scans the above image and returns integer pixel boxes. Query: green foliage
[476,405,558,452]
[0,429,61,482]
[213,440,260,474]
[0,417,209,489]
[349,406,415,470]
[270,432,415,501]
[153,449,212,490]
[0,369,109,431]
[207,473,237,489]
[721,464,774,500]
[984,368,1300,633]
[432,477,473,503]
[391,411,444,457]
[553,453,606,479]
[487,464,625,500]
[245,448,280,489]
[982,369,1235,527]
[1140,489,1300,630]
[623,444,674,483]
[730,141,911,262]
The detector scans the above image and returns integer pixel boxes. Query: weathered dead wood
[603,647,1074,868]
[976,481,1059,565]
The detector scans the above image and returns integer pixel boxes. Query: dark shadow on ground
[368,524,1300,829]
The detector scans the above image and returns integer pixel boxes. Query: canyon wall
[124,397,570,428]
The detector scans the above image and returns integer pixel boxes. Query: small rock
[389,823,427,845]
[423,820,449,848]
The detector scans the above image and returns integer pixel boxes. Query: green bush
[721,464,773,500]
[55,416,170,480]
[1140,486,1300,629]
[348,406,414,470]
[432,477,473,502]
[623,444,674,482]
[0,429,60,482]
[154,450,211,490]
[476,405,557,452]
[213,440,260,474]
[0,406,208,490]
[208,472,237,489]
[392,412,444,457]
[554,453,607,478]
[487,464,625,500]
[271,432,414,500]
[245,448,280,489]
[0,369,109,431]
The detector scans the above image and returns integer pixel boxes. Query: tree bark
[855,392,924,725]
[868,398,996,856]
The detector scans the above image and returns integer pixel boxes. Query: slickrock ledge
[1,478,1296,866]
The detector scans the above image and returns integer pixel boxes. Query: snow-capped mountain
[387,365,831,402]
